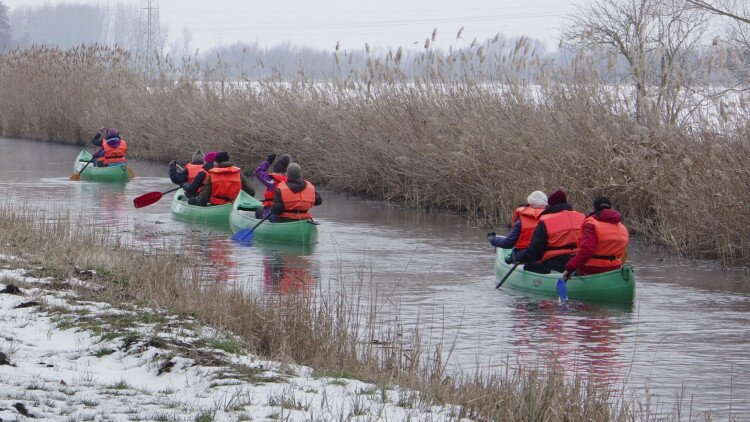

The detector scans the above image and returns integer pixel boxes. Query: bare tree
[562,0,711,125]
[688,1,750,80]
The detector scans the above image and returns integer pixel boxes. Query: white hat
[527,191,548,208]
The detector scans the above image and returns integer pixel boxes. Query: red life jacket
[511,206,544,250]
[582,216,629,268]
[278,181,316,220]
[101,139,127,164]
[208,166,242,205]
[263,173,288,208]
[539,210,585,261]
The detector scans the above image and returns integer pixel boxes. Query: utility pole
[137,0,162,75]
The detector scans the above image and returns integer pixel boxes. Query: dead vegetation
[0,38,748,263]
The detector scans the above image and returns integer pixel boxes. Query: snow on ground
[0,262,466,421]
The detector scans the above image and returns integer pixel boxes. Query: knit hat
[272,154,292,173]
[107,128,119,137]
[593,196,612,212]
[191,149,204,163]
[527,191,548,208]
[547,190,567,207]
[215,151,230,163]
[204,151,219,163]
[286,163,302,180]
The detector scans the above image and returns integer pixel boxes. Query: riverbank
[0,270,465,420]
[0,46,749,264]
[0,204,712,420]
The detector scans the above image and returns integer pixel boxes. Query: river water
[1,137,748,418]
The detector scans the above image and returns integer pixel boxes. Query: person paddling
[91,127,127,167]
[562,197,629,279]
[488,190,548,262]
[271,163,322,222]
[513,190,585,274]
[255,152,291,221]
[190,152,254,206]
[170,150,217,198]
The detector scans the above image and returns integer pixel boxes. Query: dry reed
[0,44,749,263]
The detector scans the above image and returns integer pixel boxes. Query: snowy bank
[0,264,464,421]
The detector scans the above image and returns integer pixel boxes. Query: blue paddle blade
[231,228,254,243]
[556,278,568,302]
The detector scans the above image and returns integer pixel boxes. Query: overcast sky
[2,0,580,51]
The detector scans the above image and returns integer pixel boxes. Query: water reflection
[507,296,629,386]
[256,243,319,295]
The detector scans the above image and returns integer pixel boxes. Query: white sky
[2,0,580,51]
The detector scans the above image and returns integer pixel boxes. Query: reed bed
[0,205,706,420]
[0,44,749,263]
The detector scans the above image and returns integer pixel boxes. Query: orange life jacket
[511,206,544,250]
[582,216,629,268]
[208,166,242,205]
[184,163,207,193]
[263,173,288,208]
[101,139,127,164]
[278,181,316,220]
[184,163,204,183]
[539,210,585,261]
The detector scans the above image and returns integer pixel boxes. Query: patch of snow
[0,279,468,421]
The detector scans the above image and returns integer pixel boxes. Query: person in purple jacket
[255,152,291,220]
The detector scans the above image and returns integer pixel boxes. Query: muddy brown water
[1,137,748,418]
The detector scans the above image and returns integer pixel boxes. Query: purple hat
[204,151,219,163]
[107,128,119,137]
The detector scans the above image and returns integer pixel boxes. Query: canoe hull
[73,149,132,183]
[494,248,635,303]
[170,189,232,226]
[229,190,319,245]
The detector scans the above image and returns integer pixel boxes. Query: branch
[687,0,750,25]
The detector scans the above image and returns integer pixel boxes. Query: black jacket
[271,178,322,216]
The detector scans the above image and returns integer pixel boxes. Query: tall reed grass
[0,205,707,420]
[0,44,748,263]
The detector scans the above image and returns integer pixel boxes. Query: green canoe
[229,190,319,245]
[170,188,232,226]
[73,149,133,183]
[494,248,635,303]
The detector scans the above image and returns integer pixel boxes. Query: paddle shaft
[232,212,272,242]
[71,156,96,179]
[161,186,180,196]
[495,262,520,289]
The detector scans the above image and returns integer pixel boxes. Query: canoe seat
[238,206,261,211]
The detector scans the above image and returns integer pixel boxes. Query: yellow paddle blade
[127,168,136,179]
[69,173,81,181]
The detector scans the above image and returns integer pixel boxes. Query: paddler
[91,127,127,167]
[190,152,255,206]
[513,190,585,274]
[488,190,548,262]
[271,163,322,222]
[562,196,629,279]
[255,152,291,221]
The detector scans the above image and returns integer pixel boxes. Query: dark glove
[181,183,190,190]
[505,250,518,265]
[486,231,496,242]
[169,160,177,167]
[267,153,276,164]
